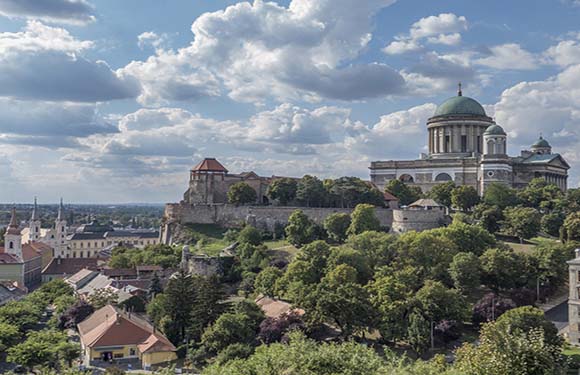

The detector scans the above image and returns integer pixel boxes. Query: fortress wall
[164,203,393,233]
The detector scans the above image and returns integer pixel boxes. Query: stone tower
[568,249,580,345]
[184,158,229,204]
[55,198,68,257]
[29,197,41,242]
[4,207,23,262]
[480,124,512,194]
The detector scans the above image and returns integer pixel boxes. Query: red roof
[191,158,228,173]
[0,241,51,263]
[383,190,399,201]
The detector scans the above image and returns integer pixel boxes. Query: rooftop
[191,158,228,173]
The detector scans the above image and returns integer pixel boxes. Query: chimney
[575,248,580,259]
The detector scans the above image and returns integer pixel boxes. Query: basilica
[370,86,570,194]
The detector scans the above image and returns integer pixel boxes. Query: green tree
[449,252,481,292]
[533,243,570,293]
[541,212,564,237]
[327,177,384,208]
[0,300,43,330]
[503,206,541,242]
[87,288,119,309]
[346,203,380,236]
[473,204,503,234]
[407,309,431,354]
[432,221,496,256]
[267,178,298,205]
[429,181,455,207]
[162,269,196,344]
[323,213,351,243]
[285,210,317,247]
[415,280,469,324]
[563,212,580,242]
[385,179,421,206]
[518,178,564,210]
[7,330,80,371]
[494,306,562,347]
[346,231,397,267]
[148,272,163,300]
[479,248,520,291]
[296,175,326,207]
[190,275,226,340]
[228,182,257,205]
[254,267,283,297]
[482,183,519,209]
[327,247,372,284]
[0,321,20,352]
[237,225,262,246]
[451,186,480,212]
[201,313,256,353]
[323,264,358,285]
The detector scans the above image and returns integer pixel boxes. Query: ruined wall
[391,209,446,234]
[162,203,393,243]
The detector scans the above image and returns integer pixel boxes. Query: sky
[1,0,580,203]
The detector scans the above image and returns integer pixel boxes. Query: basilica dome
[434,95,487,117]
[484,124,506,136]
[531,136,551,148]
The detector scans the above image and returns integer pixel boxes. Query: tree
[326,247,372,284]
[494,306,562,347]
[87,288,119,309]
[415,280,468,324]
[215,343,254,365]
[323,213,351,243]
[541,212,564,237]
[285,210,317,247]
[7,329,80,371]
[296,175,326,207]
[267,178,298,205]
[258,311,304,344]
[228,182,257,205]
[58,300,95,329]
[346,204,380,236]
[533,243,570,292]
[0,300,43,331]
[254,267,283,297]
[455,320,566,375]
[326,177,384,208]
[201,313,256,353]
[479,248,520,291]
[563,212,580,242]
[449,252,481,292]
[482,183,519,209]
[432,221,496,256]
[385,179,421,206]
[451,186,480,212]
[323,264,358,285]
[162,269,196,344]
[0,321,20,352]
[407,309,431,354]
[146,293,167,327]
[473,204,503,234]
[148,272,163,300]
[429,181,455,207]
[190,275,226,340]
[237,225,262,246]
[503,207,541,242]
[347,231,397,267]
[518,178,564,210]
[472,293,516,325]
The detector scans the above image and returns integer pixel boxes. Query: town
[1,0,580,374]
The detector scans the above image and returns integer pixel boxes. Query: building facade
[370,87,570,195]
[568,249,580,344]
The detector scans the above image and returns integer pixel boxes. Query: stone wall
[162,203,393,244]
[391,209,446,234]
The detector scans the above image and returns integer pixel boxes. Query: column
[439,128,445,153]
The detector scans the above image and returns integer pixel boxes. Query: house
[41,258,100,283]
[0,207,54,289]
[255,295,305,319]
[78,304,176,369]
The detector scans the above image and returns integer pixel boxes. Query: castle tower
[29,197,41,242]
[568,249,580,345]
[4,207,23,262]
[480,124,512,194]
[55,198,68,257]
[184,158,229,204]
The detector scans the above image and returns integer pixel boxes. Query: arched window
[435,173,453,182]
[9,241,13,249]
[399,174,414,183]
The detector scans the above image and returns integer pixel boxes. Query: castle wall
[391,209,446,234]
[162,203,393,243]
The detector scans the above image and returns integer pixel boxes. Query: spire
[457,82,462,97]
[6,205,20,235]
[31,197,39,221]
[57,198,64,221]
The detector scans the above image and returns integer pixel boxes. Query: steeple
[457,82,462,97]
[7,206,19,234]
[31,197,39,221]
[57,198,64,221]
[4,206,23,261]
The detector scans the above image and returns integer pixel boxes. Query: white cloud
[384,13,467,55]
[137,31,169,50]
[544,39,580,67]
[0,21,139,102]
[120,0,405,105]
[0,0,95,25]
[476,43,538,70]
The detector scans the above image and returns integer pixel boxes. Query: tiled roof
[255,295,305,319]
[136,265,162,272]
[409,198,443,208]
[191,158,228,173]
[0,252,19,264]
[23,242,52,262]
[66,268,97,285]
[42,258,99,276]
[102,268,138,278]
[78,305,176,352]
[69,232,106,240]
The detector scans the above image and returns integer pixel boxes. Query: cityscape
[1,0,580,374]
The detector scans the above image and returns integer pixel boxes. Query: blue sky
[1,0,580,203]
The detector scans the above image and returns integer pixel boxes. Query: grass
[502,235,560,254]
[184,223,230,256]
[264,239,290,249]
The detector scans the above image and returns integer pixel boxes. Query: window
[477,136,481,153]
[461,135,467,152]
[113,353,123,359]
[445,135,450,152]
[129,348,136,356]
[9,241,13,249]
[399,174,414,183]
[435,173,452,182]
[80,251,84,258]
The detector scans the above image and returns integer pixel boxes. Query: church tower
[55,198,68,257]
[29,197,41,242]
[480,124,512,194]
[4,207,23,262]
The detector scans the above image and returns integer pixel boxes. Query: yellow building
[77,304,176,370]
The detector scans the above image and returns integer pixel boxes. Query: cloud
[120,0,404,105]
[384,13,467,55]
[137,31,169,50]
[0,21,139,102]
[476,43,538,70]
[544,38,580,67]
[0,0,95,25]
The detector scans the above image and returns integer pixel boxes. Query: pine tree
[190,275,226,340]
[148,272,163,300]
[163,269,196,344]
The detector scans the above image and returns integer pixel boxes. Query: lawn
[502,236,560,254]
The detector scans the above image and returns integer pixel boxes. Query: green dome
[531,136,551,148]
[484,124,506,136]
[434,96,487,117]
